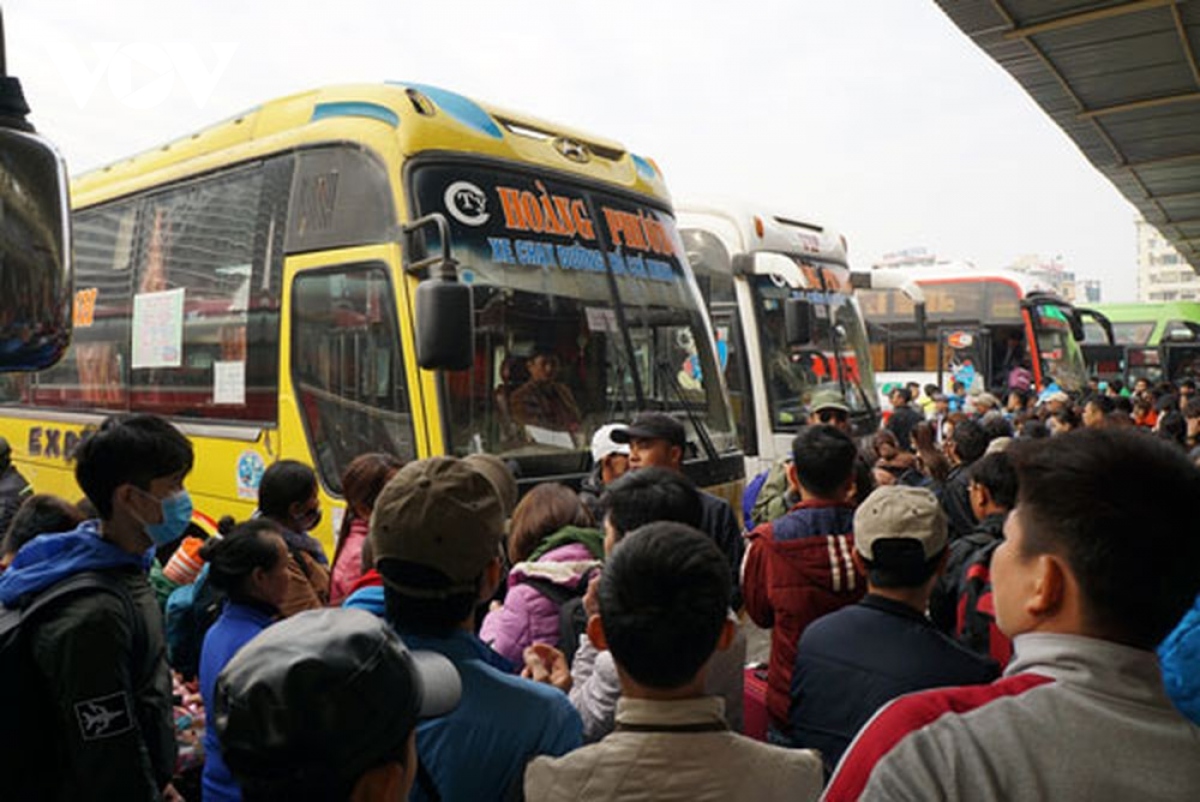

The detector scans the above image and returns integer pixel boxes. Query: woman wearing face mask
[256,460,329,616]
[197,519,291,802]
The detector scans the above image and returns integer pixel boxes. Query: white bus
[680,205,885,477]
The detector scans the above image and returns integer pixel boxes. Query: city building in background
[1137,218,1200,302]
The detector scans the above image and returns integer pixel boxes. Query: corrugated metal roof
[935,0,1200,267]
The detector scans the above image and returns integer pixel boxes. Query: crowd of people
[0,375,1198,800]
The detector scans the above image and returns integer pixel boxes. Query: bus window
[126,162,288,422]
[291,265,416,492]
[32,200,139,410]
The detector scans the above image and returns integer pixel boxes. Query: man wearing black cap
[0,436,32,538]
[214,607,461,801]
[611,413,743,609]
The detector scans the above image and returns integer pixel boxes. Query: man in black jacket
[612,413,743,610]
[885,387,924,451]
[788,485,998,778]
[0,414,193,801]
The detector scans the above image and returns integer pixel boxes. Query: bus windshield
[410,161,738,477]
[1030,301,1088,392]
[750,270,876,428]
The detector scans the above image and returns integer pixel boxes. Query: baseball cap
[591,423,631,463]
[809,388,850,413]
[854,485,947,562]
[1045,391,1070,405]
[610,412,686,448]
[973,392,1000,409]
[214,607,460,797]
[462,453,518,517]
[370,457,505,598]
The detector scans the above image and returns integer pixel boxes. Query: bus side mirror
[0,125,73,371]
[402,213,475,371]
[785,298,813,347]
[415,279,474,370]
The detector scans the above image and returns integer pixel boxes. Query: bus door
[937,326,990,394]
[284,247,423,511]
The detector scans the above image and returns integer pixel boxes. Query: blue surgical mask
[138,488,194,546]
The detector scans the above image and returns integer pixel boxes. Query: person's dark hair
[1156,410,1187,449]
[980,414,1014,442]
[950,418,988,464]
[383,568,480,638]
[258,460,317,521]
[74,413,194,519]
[1007,428,1200,649]
[892,386,912,404]
[1182,379,1197,392]
[199,520,286,603]
[1109,378,1125,393]
[507,483,593,564]
[924,383,939,398]
[791,425,857,498]
[338,453,403,541]
[860,542,944,588]
[1053,406,1082,430]
[1021,418,1050,440]
[1154,393,1179,415]
[598,522,730,689]
[1113,395,1134,415]
[1184,397,1200,420]
[968,452,1018,509]
[1086,394,1115,416]
[2,494,85,559]
[601,467,702,542]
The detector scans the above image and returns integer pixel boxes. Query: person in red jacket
[743,424,863,745]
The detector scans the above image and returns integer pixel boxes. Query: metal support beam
[1003,0,1176,40]
[1078,91,1200,120]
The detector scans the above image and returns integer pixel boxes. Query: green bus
[1082,302,1200,385]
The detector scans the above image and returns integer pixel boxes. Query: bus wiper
[656,360,719,464]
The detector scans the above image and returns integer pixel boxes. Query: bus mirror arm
[1075,308,1114,345]
[915,301,927,339]
[402,213,457,281]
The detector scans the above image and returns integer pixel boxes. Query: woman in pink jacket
[481,483,604,665]
[328,453,402,605]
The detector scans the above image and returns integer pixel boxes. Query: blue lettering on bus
[646,259,674,282]
[515,239,558,268]
[489,237,517,264]
[556,243,606,273]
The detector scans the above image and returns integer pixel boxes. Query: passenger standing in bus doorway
[510,349,583,436]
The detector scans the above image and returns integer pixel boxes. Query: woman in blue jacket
[198,519,290,801]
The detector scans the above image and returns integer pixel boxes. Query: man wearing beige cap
[369,457,582,801]
[788,485,998,777]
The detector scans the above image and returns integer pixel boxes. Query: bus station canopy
[936,1,1200,270]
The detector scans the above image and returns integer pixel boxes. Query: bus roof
[675,203,848,266]
[868,262,1056,297]
[1090,301,1200,322]
[72,82,671,209]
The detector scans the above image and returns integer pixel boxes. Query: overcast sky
[9,1,1140,300]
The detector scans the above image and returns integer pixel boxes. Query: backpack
[523,573,594,667]
[0,571,147,793]
[955,540,1013,666]
[165,563,225,681]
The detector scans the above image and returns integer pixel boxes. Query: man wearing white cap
[578,424,631,520]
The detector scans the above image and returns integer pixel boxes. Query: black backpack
[522,572,595,667]
[955,539,1013,666]
[165,563,226,681]
[0,571,147,793]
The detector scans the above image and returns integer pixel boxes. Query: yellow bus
[0,83,743,552]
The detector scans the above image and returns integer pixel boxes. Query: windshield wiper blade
[656,360,719,464]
